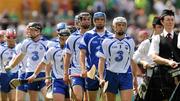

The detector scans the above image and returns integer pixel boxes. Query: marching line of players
[1,9,179,101]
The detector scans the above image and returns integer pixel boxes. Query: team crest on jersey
[125,45,128,50]
[8,57,12,60]
[39,46,43,50]
[31,51,39,61]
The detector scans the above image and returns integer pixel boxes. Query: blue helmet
[93,12,106,21]
[56,22,67,33]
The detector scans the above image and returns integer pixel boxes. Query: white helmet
[112,17,127,26]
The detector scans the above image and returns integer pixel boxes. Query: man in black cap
[147,9,180,101]
[152,16,163,35]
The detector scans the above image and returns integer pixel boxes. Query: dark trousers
[144,66,176,101]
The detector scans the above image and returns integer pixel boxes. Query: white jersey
[42,45,64,79]
[97,36,135,73]
[15,42,27,74]
[0,45,19,73]
[65,30,82,74]
[47,37,59,48]
[21,37,48,72]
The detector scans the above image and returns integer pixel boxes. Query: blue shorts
[71,77,85,90]
[85,77,99,91]
[53,79,69,98]
[25,72,46,91]
[0,72,18,93]
[17,73,28,92]
[105,70,133,94]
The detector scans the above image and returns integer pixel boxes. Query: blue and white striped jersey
[79,28,113,69]
[65,30,83,74]
[21,37,48,72]
[0,45,18,73]
[42,45,64,79]
[96,36,135,73]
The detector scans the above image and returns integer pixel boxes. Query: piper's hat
[160,9,175,18]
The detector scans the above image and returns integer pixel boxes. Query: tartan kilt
[145,66,176,101]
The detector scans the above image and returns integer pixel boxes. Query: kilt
[145,66,176,101]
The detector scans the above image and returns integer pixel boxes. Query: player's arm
[130,38,138,93]
[63,53,71,82]
[79,49,87,77]
[79,33,89,77]
[45,63,52,86]
[98,57,105,79]
[131,59,138,77]
[80,49,86,71]
[131,59,138,93]
[64,37,73,81]
[5,52,25,71]
[96,40,107,84]
[45,63,52,77]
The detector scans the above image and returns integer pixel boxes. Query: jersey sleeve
[41,47,53,65]
[0,46,4,66]
[129,38,135,58]
[20,39,30,54]
[96,39,109,59]
[64,36,74,54]
[79,33,90,50]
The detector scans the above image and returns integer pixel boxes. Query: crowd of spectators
[0,0,180,44]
